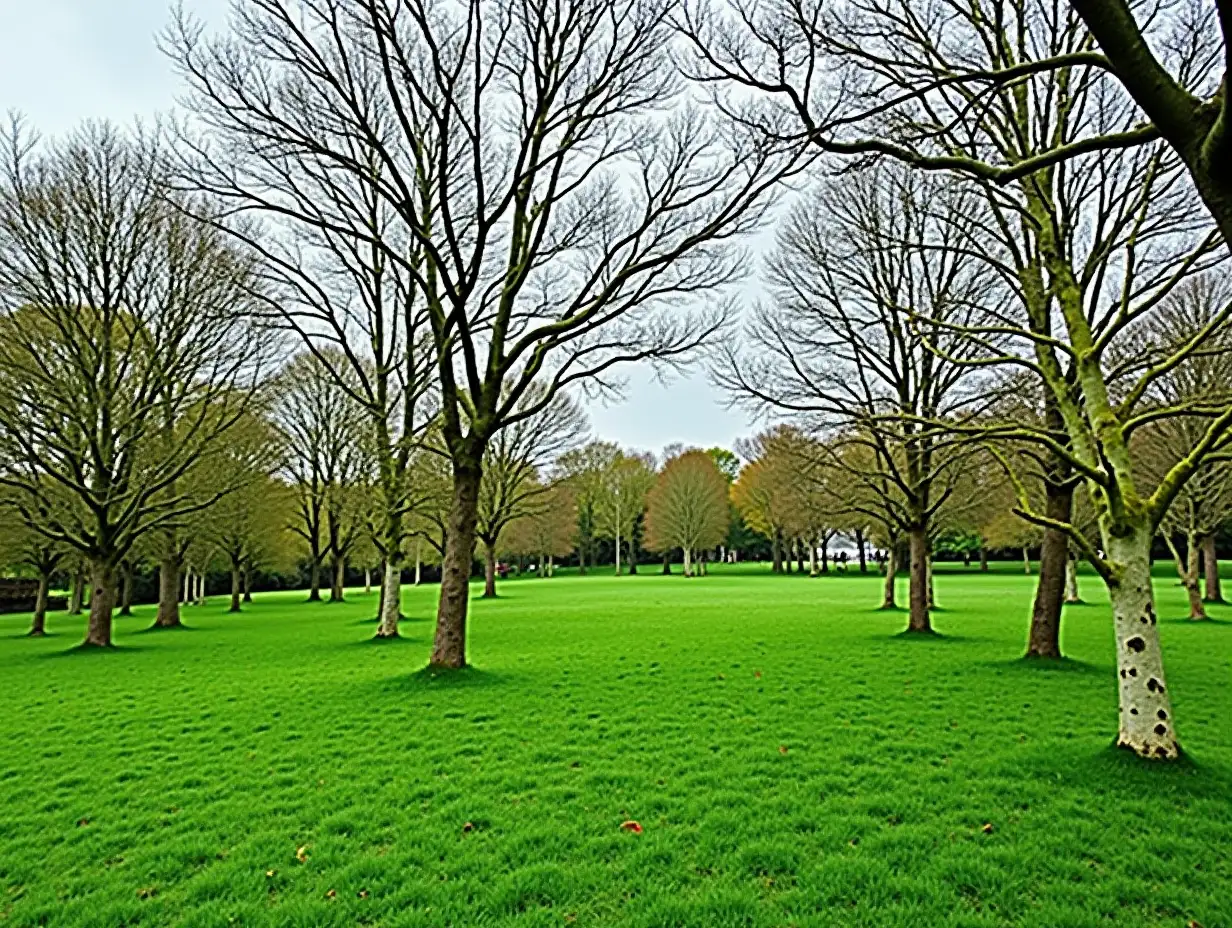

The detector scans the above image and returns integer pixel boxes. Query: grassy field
[1,563,1230,927]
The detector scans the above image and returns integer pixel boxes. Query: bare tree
[167,0,799,667]
[503,482,578,576]
[718,168,997,633]
[1136,275,1232,620]
[0,121,272,647]
[475,388,588,597]
[272,351,372,603]
[687,0,1229,758]
[645,449,729,575]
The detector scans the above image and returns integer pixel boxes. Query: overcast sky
[0,0,764,458]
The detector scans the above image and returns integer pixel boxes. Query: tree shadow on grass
[885,628,976,644]
[136,623,199,634]
[1019,741,1232,802]
[40,641,145,658]
[983,655,1104,676]
[352,614,433,626]
[354,664,517,698]
[1159,615,1232,626]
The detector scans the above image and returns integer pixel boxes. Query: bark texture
[881,547,897,609]
[906,528,932,632]
[375,558,402,638]
[483,541,497,598]
[28,573,49,637]
[119,563,134,616]
[1202,534,1222,602]
[1064,556,1081,604]
[68,567,84,615]
[430,464,481,668]
[230,564,242,613]
[153,553,183,628]
[330,555,346,602]
[308,559,322,601]
[83,558,116,648]
[1110,529,1179,759]
[1027,482,1072,658]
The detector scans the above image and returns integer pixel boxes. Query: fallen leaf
[76,817,90,827]
[325,888,336,899]
[137,887,157,900]
[462,821,474,834]
[619,820,643,834]
[981,823,994,834]
[1187,921,1203,928]
[358,889,370,899]
[295,845,310,863]
[265,870,276,878]
[754,671,762,679]
[778,745,789,755]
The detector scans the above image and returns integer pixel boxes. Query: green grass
[1,563,1230,927]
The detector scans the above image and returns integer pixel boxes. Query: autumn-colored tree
[645,450,729,576]
[502,483,578,576]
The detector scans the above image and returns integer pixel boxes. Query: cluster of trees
[1,0,1230,762]
[683,0,1232,760]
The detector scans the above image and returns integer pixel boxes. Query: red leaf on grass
[619,820,643,834]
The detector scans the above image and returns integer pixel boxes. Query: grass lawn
[1,563,1230,927]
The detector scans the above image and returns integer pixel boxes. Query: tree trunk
[242,568,253,602]
[1027,548,1066,659]
[483,540,497,598]
[683,546,693,577]
[364,567,371,594]
[83,557,116,648]
[1065,555,1081,604]
[430,463,481,668]
[881,546,897,609]
[308,558,322,602]
[68,566,84,615]
[820,536,829,573]
[795,539,804,574]
[1027,481,1073,659]
[1022,546,1031,574]
[119,562,134,616]
[330,554,345,602]
[1108,528,1179,760]
[771,532,782,573]
[979,545,988,571]
[230,562,242,613]
[376,557,402,638]
[1178,532,1207,621]
[856,529,867,572]
[926,553,936,609]
[415,542,422,585]
[547,554,554,577]
[906,527,932,633]
[662,551,671,574]
[1202,534,1222,602]
[808,537,818,577]
[153,553,183,628]
[29,572,50,637]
